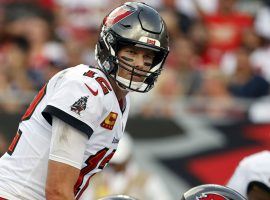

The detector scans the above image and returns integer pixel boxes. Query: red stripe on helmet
[104,7,133,27]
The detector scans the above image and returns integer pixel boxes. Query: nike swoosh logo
[85,83,98,96]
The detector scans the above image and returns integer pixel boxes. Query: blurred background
[0,0,270,199]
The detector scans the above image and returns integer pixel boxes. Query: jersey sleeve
[42,76,103,138]
[49,116,88,169]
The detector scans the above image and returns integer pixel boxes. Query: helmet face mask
[95,2,169,93]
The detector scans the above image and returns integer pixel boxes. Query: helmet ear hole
[106,33,116,46]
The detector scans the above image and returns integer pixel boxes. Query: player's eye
[126,49,136,55]
[144,62,152,67]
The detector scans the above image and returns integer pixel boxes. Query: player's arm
[46,161,78,200]
[45,117,88,200]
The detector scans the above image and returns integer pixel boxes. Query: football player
[0,2,169,200]
[227,151,270,200]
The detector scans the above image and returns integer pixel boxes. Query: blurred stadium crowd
[1,0,270,116]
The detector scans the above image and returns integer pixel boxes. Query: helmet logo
[197,193,229,200]
[147,38,156,45]
[104,7,133,27]
[139,36,160,47]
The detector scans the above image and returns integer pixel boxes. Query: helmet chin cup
[116,75,144,91]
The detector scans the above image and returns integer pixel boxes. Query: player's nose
[134,54,146,70]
